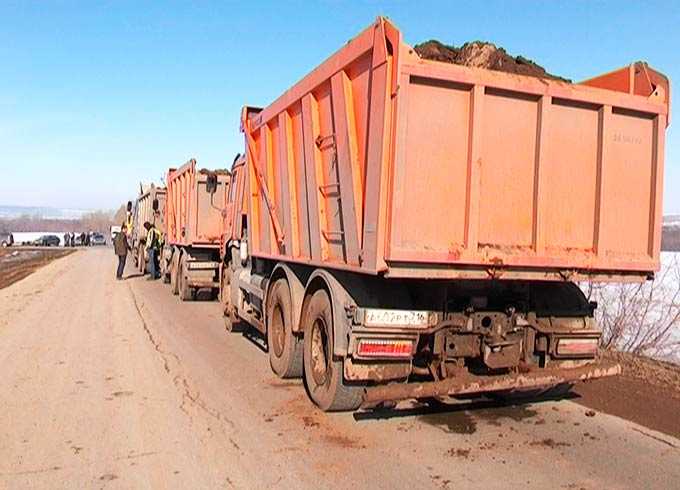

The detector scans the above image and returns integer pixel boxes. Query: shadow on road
[241,325,268,353]
[353,390,579,425]
[123,273,145,280]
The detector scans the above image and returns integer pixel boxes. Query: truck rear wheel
[221,267,241,332]
[170,249,180,295]
[138,244,146,274]
[266,279,303,378]
[161,249,171,284]
[303,289,362,411]
[178,253,193,301]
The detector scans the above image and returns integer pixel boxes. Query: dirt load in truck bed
[414,39,570,81]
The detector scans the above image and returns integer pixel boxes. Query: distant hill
[0,205,116,234]
[662,217,680,251]
[0,205,91,220]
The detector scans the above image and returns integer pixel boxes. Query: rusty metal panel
[166,159,229,248]
[390,77,471,257]
[239,17,669,281]
[600,108,655,256]
[289,103,310,259]
[479,89,539,248]
[543,99,599,250]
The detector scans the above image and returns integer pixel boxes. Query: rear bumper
[185,263,219,289]
[185,277,220,288]
[361,359,621,406]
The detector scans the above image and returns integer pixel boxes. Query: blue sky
[1,1,678,212]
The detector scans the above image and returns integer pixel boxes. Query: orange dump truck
[215,17,670,411]
[164,159,230,300]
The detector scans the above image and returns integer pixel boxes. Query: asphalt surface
[1,248,679,489]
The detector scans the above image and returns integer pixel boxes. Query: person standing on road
[70,232,75,247]
[113,224,131,280]
[143,221,161,280]
[63,232,70,247]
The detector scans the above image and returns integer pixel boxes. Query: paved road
[1,248,679,489]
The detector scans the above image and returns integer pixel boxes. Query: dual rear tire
[266,282,362,411]
[178,253,192,301]
[266,280,303,379]
[137,244,146,274]
[169,249,192,300]
[221,266,241,333]
[170,249,180,295]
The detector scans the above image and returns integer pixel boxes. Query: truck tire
[220,266,242,332]
[161,249,171,284]
[303,289,362,411]
[266,279,303,378]
[178,253,192,301]
[170,249,180,295]
[138,244,146,274]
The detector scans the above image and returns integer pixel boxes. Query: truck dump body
[242,18,669,282]
[131,184,166,273]
[166,159,230,248]
[133,185,166,243]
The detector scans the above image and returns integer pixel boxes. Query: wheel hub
[271,304,285,357]
[310,318,330,386]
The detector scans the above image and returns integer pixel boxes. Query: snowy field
[582,252,680,364]
[10,232,71,245]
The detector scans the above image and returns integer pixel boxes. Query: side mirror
[206,173,218,194]
[127,201,132,212]
[152,198,159,212]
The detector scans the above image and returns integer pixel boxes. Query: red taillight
[356,339,414,358]
[556,338,598,356]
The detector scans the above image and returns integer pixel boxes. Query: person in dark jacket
[63,233,70,247]
[113,224,131,280]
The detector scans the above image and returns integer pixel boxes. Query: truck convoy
[144,18,669,412]
[163,159,230,300]
[131,184,167,274]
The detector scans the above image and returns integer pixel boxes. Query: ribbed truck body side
[241,17,669,282]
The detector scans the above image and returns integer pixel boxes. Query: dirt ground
[573,352,680,439]
[0,249,678,488]
[0,247,74,289]
[414,39,569,81]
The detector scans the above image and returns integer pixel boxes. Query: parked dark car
[91,232,106,246]
[0,231,13,247]
[33,235,61,247]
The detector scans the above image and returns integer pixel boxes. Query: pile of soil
[604,350,680,394]
[414,40,569,82]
